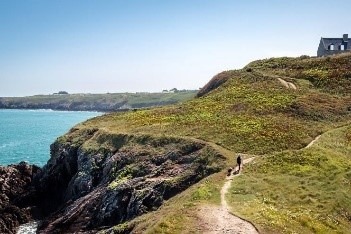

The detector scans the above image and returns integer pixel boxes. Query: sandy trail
[305,135,321,148]
[197,132,323,233]
[277,77,297,90]
[198,157,259,234]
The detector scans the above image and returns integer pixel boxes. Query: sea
[0,109,101,166]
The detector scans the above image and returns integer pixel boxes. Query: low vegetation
[81,67,350,155]
[228,125,351,233]
[72,53,351,232]
[246,53,351,94]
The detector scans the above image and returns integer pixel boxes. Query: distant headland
[0,90,197,112]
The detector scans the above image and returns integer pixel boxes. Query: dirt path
[254,70,297,90]
[196,129,331,233]
[198,158,259,234]
[305,135,321,149]
[277,77,297,90]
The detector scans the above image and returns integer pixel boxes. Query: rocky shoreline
[0,103,130,113]
[0,163,41,234]
[0,128,225,233]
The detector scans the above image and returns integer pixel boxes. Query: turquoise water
[0,109,101,166]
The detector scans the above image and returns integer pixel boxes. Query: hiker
[236,155,242,172]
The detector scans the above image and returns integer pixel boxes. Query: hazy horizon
[0,89,199,98]
[1,0,350,96]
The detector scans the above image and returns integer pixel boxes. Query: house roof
[321,37,351,50]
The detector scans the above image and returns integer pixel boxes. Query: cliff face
[0,163,41,234]
[0,127,225,234]
[33,128,225,233]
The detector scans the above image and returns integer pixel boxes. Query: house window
[340,44,345,50]
[329,44,335,50]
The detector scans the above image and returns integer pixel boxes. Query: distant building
[53,91,69,95]
[317,34,350,57]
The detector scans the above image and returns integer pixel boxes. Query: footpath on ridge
[196,130,325,233]
[197,156,259,234]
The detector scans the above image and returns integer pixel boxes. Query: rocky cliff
[0,163,41,234]
[0,128,225,233]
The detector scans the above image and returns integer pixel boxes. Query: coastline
[0,109,102,166]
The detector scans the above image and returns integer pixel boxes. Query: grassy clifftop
[80,55,351,155]
[72,53,351,233]
[246,53,351,94]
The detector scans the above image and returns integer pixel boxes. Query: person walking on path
[236,155,242,172]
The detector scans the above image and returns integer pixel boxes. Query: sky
[0,0,350,97]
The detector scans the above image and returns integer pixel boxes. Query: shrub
[299,55,310,60]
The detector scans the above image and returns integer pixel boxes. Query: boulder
[0,162,41,234]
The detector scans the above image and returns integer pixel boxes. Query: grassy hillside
[246,53,351,94]
[228,125,351,233]
[81,67,350,154]
[72,53,351,233]
[0,91,197,111]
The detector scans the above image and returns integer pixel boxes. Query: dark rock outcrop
[0,128,225,233]
[0,162,41,234]
[34,129,225,233]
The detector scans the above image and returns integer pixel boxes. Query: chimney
[343,34,348,42]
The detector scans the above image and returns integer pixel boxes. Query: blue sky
[0,0,350,96]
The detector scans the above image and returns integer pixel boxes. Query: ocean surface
[0,109,101,166]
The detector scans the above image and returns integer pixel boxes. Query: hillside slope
[81,57,351,155]
[229,125,351,233]
[54,53,350,233]
[9,53,351,233]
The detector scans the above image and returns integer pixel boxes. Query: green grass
[80,67,350,155]
[246,53,351,94]
[227,125,351,233]
[68,54,351,233]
